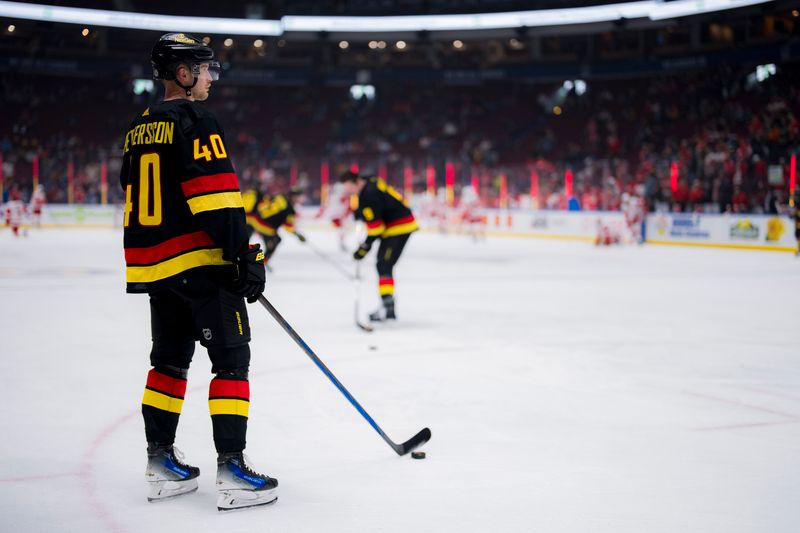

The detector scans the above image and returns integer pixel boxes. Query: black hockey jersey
[355,177,418,240]
[248,194,297,236]
[120,100,249,293]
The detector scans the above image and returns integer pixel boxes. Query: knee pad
[214,367,249,380]
[209,344,251,375]
[150,341,195,370]
[153,365,189,379]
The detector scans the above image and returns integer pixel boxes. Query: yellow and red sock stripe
[378,277,395,296]
[142,369,187,414]
[382,215,418,237]
[125,231,230,284]
[208,378,250,417]
[181,172,244,214]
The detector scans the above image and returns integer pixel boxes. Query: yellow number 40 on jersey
[193,134,228,162]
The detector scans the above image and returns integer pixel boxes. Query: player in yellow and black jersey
[340,170,418,321]
[120,33,276,511]
[246,187,307,267]
[242,187,268,238]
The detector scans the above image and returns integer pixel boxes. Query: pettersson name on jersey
[123,121,175,153]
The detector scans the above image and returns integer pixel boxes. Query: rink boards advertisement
[12,205,796,252]
[474,209,627,241]
[35,204,124,228]
[644,212,795,252]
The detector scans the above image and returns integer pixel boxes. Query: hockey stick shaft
[257,295,429,455]
[353,261,373,332]
[304,239,355,281]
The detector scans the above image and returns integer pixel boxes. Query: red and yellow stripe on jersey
[142,369,187,414]
[125,230,230,284]
[181,172,243,214]
[248,216,277,236]
[365,215,419,238]
[208,378,250,417]
[384,215,418,237]
[247,194,297,237]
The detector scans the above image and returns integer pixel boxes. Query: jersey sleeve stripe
[181,172,240,197]
[187,191,244,214]
[126,248,230,284]
[125,231,215,265]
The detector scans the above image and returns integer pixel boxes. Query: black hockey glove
[232,244,266,303]
[295,232,307,243]
[353,241,372,261]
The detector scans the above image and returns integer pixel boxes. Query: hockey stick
[353,261,374,333]
[257,295,431,456]
[300,238,372,331]
[303,238,355,282]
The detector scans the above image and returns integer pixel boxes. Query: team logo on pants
[203,328,213,341]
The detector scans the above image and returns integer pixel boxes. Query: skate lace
[171,446,190,468]
[238,453,267,478]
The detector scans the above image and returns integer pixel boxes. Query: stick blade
[356,320,374,333]
[396,427,432,456]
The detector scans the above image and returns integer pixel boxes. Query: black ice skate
[369,295,396,322]
[145,444,200,502]
[216,452,278,511]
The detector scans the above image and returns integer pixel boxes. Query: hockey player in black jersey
[246,187,307,268]
[120,33,276,511]
[340,170,419,321]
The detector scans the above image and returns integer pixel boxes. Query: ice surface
[1,227,798,532]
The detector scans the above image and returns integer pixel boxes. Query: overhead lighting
[453,39,464,49]
[509,37,524,49]
[253,38,263,47]
[224,38,233,47]
[755,63,776,82]
[553,105,562,115]
[368,40,378,49]
[81,27,89,37]
[202,36,211,44]
[339,40,349,49]
[395,40,407,50]
[0,1,775,34]
[7,24,15,32]
[793,9,799,17]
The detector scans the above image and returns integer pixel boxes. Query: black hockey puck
[411,451,426,460]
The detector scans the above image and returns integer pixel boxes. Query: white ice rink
[1,227,799,533]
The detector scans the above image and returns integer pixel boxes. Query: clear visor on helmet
[190,61,221,81]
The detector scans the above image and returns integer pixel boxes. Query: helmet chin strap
[175,75,199,97]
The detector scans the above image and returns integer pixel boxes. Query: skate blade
[217,488,278,512]
[147,479,198,502]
